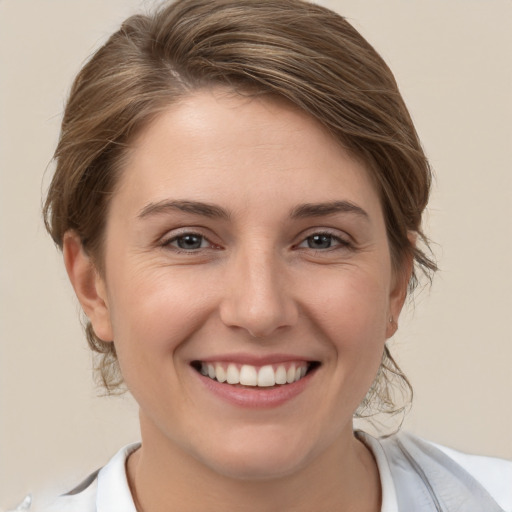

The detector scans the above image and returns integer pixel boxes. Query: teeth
[216,364,227,383]
[199,362,310,387]
[275,365,287,385]
[226,364,239,384]
[240,365,257,386]
[257,365,275,387]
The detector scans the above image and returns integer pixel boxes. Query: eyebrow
[290,201,369,220]
[138,199,369,222]
[138,200,230,220]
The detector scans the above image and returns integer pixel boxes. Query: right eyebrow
[137,200,231,220]
[290,200,370,221]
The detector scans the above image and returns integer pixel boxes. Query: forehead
[114,88,382,220]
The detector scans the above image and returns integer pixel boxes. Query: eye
[297,232,350,251]
[305,234,335,249]
[165,233,210,251]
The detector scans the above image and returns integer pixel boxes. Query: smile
[192,361,318,387]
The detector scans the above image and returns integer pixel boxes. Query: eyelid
[158,226,354,252]
[297,235,348,249]
[295,227,352,244]
[169,234,208,250]
[160,227,221,251]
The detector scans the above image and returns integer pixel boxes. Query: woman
[11,0,511,510]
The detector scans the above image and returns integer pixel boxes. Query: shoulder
[432,440,512,511]
[19,443,140,512]
[2,483,97,512]
[380,431,512,512]
[37,480,98,512]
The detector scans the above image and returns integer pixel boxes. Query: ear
[386,237,415,339]
[63,231,113,342]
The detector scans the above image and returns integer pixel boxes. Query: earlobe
[63,232,113,342]
[386,249,414,339]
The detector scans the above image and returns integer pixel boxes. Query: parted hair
[44,0,436,420]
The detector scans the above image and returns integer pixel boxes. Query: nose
[219,246,299,338]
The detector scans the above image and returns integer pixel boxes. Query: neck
[127,417,381,512]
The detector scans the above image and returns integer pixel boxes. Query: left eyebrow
[290,201,370,221]
[137,199,231,220]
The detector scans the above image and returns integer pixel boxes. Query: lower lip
[195,369,315,408]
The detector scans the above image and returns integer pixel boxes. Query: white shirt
[11,434,512,511]
[359,433,512,512]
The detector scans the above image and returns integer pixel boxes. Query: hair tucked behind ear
[44,0,436,422]
[83,323,123,393]
[354,345,413,435]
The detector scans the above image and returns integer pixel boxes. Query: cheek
[307,269,389,401]
[105,264,215,368]
[307,268,390,349]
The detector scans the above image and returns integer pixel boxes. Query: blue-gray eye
[307,234,335,249]
[174,234,205,250]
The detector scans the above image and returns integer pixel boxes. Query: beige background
[1,0,511,507]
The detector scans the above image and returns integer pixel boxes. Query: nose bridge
[219,240,297,337]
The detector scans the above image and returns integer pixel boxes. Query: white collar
[96,443,140,512]
[95,438,396,512]
[356,431,399,512]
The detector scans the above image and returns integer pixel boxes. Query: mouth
[191,360,320,388]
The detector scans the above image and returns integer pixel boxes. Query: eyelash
[295,231,353,252]
[162,229,354,255]
[162,231,215,253]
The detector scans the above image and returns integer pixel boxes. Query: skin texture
[64,88,409,511]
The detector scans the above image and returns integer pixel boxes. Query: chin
[205,449,309,481]
[192,426,320,481]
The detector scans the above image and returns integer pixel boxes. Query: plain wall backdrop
[1,0,511,507]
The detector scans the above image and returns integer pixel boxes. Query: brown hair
[44,0,436,419]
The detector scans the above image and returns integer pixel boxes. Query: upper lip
[191,353,316,366]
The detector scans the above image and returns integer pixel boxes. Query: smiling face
[66,88,407,480]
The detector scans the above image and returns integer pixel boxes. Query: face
[71,88,407,479]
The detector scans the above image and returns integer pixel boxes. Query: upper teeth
[200,362,308,387]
